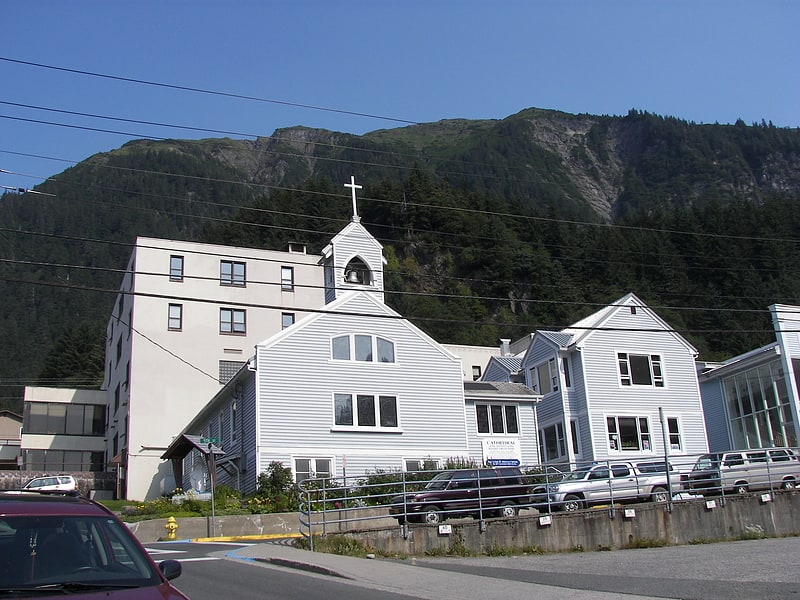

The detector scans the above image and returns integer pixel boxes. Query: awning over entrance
[160,434,225,460]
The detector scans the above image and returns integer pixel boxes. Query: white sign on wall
[482,438,522,466]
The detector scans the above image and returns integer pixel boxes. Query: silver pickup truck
[532,460,679,512]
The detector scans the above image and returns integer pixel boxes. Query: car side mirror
[159,559,182,581]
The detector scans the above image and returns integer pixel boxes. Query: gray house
[485,293,709,468]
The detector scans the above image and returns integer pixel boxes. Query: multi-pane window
[294,458,331,483]
[23,402,106,436]
[607,416,651,451]
[724,360,797,448]
[475,404,519,435]
[220,308,246,334]
[667,417,682,451]
[282,313,295,329]
[532,358,558,394]
[168,304,183,331]
[24,449,105,472]
[618,353,664,387]
[539,421,566,461]
[405,458,440,472]
[220,260,246,287]
[169,255,184,281]
[334,393,398,428]
[331,335,395,363]
[281,266,294,291]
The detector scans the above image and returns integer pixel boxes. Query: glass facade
[724,359,797,448]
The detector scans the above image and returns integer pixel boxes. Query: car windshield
[693,454,722,471]
[561,466,594,481]
[424,473,453,490]
[0,514,161,590]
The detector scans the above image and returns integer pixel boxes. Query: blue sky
[1,0,797,192]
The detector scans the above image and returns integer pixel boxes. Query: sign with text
[482,438,521,467]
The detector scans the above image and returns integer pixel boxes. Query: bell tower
[321,176,386,304]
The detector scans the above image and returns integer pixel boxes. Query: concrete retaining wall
[333,493,800,555]
[127,493,800,554]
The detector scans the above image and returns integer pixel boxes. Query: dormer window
[343,257,371,285]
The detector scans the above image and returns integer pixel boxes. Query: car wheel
[651,486,669,503]
[734,483,749,495]
[422,506,443,525]
[498,500,519,518]
[782,479,796,490]
[562,494,583,512]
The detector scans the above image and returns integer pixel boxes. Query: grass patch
[624,538,666,549]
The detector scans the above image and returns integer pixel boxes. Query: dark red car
[0,490,189,598]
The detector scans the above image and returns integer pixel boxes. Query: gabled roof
[492,356,523,372]
[321,219,385,260]
[161,434,225,460]
[536,330,574,349]
[562,292,698,355]
[463,380,540,402]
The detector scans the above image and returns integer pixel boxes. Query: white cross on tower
[344,175,362,222]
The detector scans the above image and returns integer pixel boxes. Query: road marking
[145,548,186,555]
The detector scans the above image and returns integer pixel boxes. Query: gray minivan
[684,448,800,495]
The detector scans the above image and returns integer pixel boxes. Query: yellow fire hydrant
[164,516,178,540]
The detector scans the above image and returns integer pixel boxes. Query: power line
[0,57,419,126]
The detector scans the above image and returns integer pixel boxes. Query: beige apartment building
[105,237,326,499]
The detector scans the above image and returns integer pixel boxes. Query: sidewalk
[223,538,670,600]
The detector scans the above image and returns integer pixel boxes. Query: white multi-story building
[105,237,326,499]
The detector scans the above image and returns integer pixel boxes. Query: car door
[442,470,478,516]
[584,466,612,503]
[609,464,639,500]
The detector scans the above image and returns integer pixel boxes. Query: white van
[685,448,800,495]
[22,475,77,492]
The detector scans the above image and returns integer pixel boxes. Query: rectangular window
[281,266,294,291]
[220,260,246,286]
[607,415,652,451]
[168,304,183,331]
[230,400,238,442]
[294,458,331,483]
[536,358,558,395]
[472,365,482,381]
[281,312,295,329]
[116,337,122,363]
[475,403,519,435]
[331,335,395,363]
[405,459,440,472]
[333,393,398,429]
[667,417,682,451]
[169,255,184,281]
[220,308,246,334]
[539,422,566,462]
[618,353,664,387]
[570,419,581,455]
[563,355,572,387]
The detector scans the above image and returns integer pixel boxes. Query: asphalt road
[144,536,800,600]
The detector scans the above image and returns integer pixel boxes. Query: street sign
[199,437,219,445]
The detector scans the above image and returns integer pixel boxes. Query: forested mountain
[1,107,799,412]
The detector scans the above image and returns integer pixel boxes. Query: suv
[388,467,532,525]
[0,490,189,598]
[22,474,77,492]
[684,447,800,495]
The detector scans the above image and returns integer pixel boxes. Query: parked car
[22,474,77,492]
[388,467,533,524]
[683,447,800,496]
[532,461,681,512]
[0,489,190,598]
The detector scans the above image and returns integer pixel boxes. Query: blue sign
[487,459,520,467]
